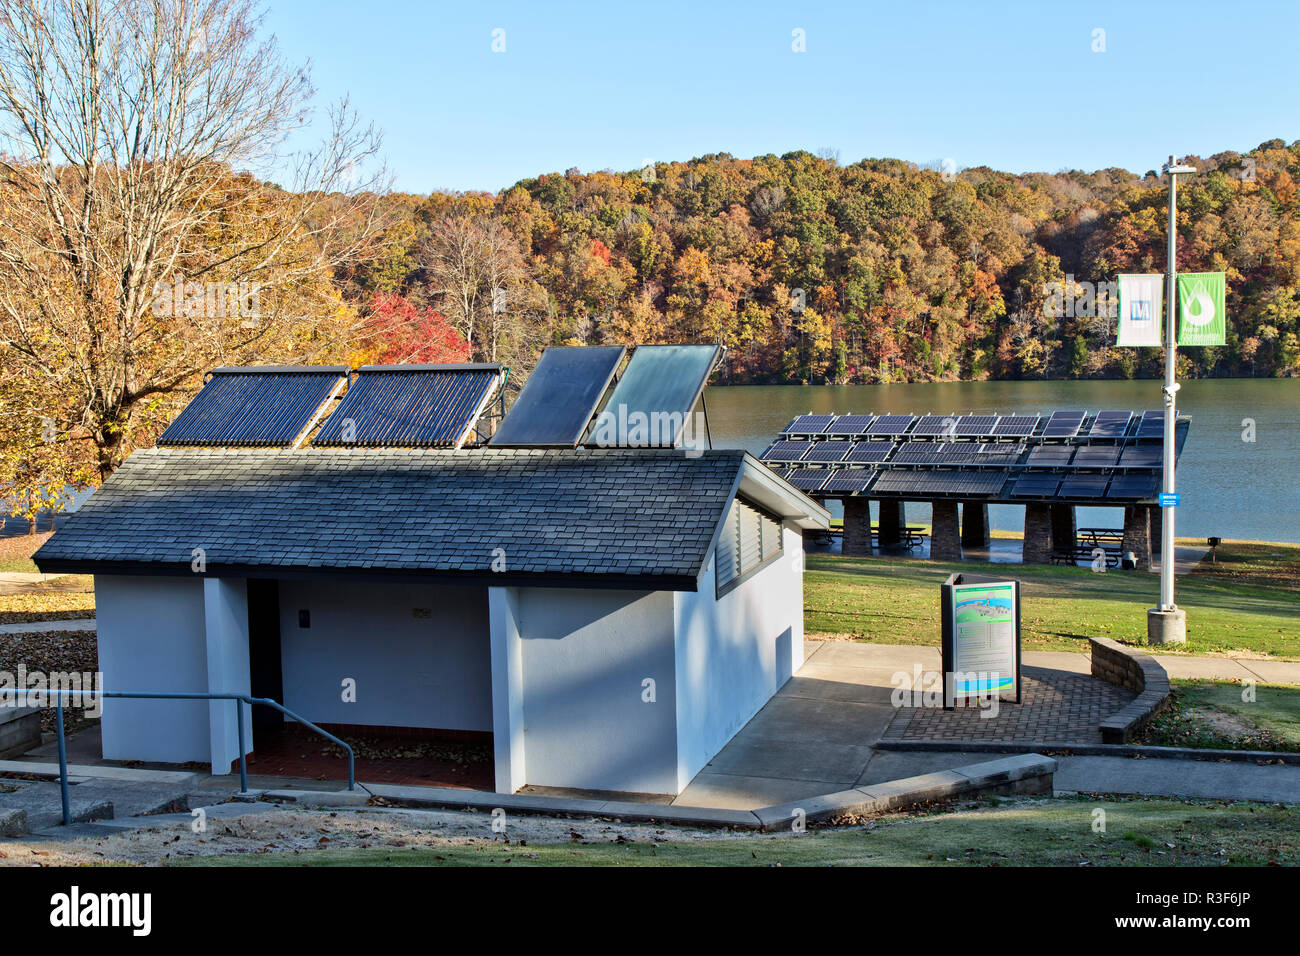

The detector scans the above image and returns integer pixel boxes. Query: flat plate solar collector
[1010,475,1060,498]
[595,344,720,447]
[1088,410,1133,438]
[845,443,893,463]
[490,346,625,447]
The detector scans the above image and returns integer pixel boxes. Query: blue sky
[263,0,1299,194]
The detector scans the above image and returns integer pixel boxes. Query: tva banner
[1177,272,1227,346]
[1116,273,1163,346]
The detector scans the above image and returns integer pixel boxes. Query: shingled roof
[34,447,754,589]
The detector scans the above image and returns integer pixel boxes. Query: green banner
[1177,272,1226,346]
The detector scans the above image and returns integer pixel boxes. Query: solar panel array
[312,365,503,448]
[762,409,1189,503]
[158,367,349,447]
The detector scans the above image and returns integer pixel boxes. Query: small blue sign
[1159,492,1181,507]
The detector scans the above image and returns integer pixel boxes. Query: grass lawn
[172,798,1300,866]
[0,575,95,625]
[1139,679,1300,752]
[804,543,1300,658]
[0,530,48,573]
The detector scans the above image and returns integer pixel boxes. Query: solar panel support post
[1151,157,1194,644]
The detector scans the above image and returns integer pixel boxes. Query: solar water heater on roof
[157,367,349,447]
[312,364,503,448]
[490,346,625,447]
[594,344,720,447]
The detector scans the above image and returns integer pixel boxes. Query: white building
[36,445,828,796]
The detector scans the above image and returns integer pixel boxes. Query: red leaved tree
[362,294,471,364]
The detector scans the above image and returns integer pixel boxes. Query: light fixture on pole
[1148,155,1194,647]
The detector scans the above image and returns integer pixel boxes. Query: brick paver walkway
[880,665,1136,744]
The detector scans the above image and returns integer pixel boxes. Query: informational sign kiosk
[941,572,1022,708]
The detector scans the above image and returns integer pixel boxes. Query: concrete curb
[0,760,200,787]
[1090,637,1171,743]
[361,782,764,829]
[357,755,1057,832]
[753,754,1056,831]
[0,807,27,836]
[872,738,1300,764]
[260,786,374,807]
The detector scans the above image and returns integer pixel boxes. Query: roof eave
[738,453,832,530]
[30,558,701,592]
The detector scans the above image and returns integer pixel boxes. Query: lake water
[703,378,1300,544]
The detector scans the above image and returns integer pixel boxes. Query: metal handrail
[2,689,356,826]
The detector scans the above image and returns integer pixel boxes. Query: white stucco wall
[277,578,492,731]
[95,575,211,764]
[494,587,679,795]
[672,523,805,790]
[203,578,253,774]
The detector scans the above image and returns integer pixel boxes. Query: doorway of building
[246,578,283,733]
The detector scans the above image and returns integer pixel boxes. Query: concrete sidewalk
[0,618,95,635]
[673,641,1300,811]
[856,748,1300,804]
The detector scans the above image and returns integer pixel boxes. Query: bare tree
[421,210,544,366]
[0,0,389,480]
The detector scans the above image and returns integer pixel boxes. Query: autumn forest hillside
[350,140,1299,385]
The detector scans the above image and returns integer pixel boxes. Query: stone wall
[1090,637,1170,743]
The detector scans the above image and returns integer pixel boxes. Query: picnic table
[1077,527,1125,547]
[874,524,926,551]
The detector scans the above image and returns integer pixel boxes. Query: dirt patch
[0,806,744,866]
[1185,705,1260,740]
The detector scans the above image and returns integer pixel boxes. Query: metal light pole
[1149,156,1195,645]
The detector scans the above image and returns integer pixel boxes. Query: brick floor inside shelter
[238,723,494,790]
[879,665,1136,744]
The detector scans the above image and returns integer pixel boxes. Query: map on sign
[951,582,1018,697]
